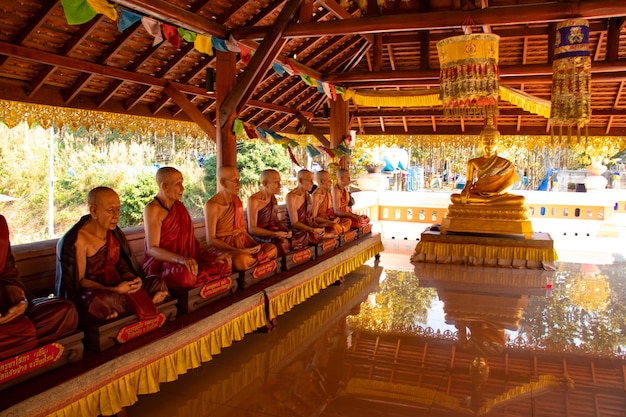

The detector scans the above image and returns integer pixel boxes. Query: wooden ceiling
[0,0,625,139]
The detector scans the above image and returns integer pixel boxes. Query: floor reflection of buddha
[451,123,524,206]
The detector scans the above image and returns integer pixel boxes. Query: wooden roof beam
[315,0,374,44]
[295,111,331,147]
[164,81,216,140]
[232,0,626,39]
[219,0,304,127]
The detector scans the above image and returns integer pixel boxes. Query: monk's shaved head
[315,170,329,183]
[261,169,279,184]
[87,186,117,206]
[336,168,349,177]
[156,166,181,185]
[217,165,238,181]
[297,169,313,182]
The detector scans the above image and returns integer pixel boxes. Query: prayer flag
[61,0,97,25]
[118,8,142,32]
[315,80,324,93]
[212,37,229,52]
[255,127,268,142]
[226,35,240,53]
[233,118,245,137]
[142,17,163,46]
[239,44,252,64]
[87,0,118,21]
[288,146,301,167]
[322,82,332,99]
[306,144,321,157]
[272,62,286,77]
[243,123,258,139]
[178,28,197,43]
[162,24,180,48]
[285,58,299,76]
[195,34,214,55]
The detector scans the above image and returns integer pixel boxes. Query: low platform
[315,237,338,257]
[281,246,316,271]
[441,203,533,239]
[83,299,178,351]
[170,273,239,314]
[237,258,280,289]
[0,331,84,392]
[410,228,557,270]
[339,229,359,246]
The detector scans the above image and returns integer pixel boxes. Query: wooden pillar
[330,97,348,168]
[216,50,237,168]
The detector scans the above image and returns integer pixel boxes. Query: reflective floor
[126,238,626,417]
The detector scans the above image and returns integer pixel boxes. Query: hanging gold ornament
[437,33,500,118]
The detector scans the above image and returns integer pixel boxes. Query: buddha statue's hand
[216,253,232,266]
[0,299,27,324]
[118,277,143,294]
[274,231,291,239]
[242,245,261,255]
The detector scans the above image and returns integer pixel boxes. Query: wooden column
[330,97,348,168]
[216,50,237,168]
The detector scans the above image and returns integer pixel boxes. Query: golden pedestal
[440,203,533,239]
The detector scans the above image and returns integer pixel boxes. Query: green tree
[118,173,158,228]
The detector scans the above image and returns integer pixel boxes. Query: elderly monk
[247,169,300,256]
[57,187,169,321]
[143,167,232,288]
[332,168,370,228]
[286,169,334,246]
[205,165,278,271]
[1,216,78,360]
[451,122,524,206]
[312,170,352,235]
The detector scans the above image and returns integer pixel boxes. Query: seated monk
[205,165,278,271]
[1,215,78,360]
[247,169,301,256]
[312,170,352,235]
[57,187,169,321]
[286,169,335,246]
[450,122,524,206]
[143,167,232,288]
[332,168,370,228]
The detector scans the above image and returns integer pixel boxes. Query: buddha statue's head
[479,123,500,157]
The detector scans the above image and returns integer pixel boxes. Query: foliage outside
[0,123,292,244]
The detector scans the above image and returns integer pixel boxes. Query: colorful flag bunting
[233,119,245,137]
[194,34,214,55]
[288,146,301,167]
[61,0,98,25]
[118,8,142,32]
[272,62,286,77]
[178,28,197,43]
[212,36,229,52]
[243,123,258,139]
[226,35,240,53]
[87,0,118,21]
[239,44,252,65]
[162,24,180,48]
[306,144,321,157]
[142,17,163,46]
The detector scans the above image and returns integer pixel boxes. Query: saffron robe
[334,186,370,228]
[285,194,323,246]
[250,195,292,256]
[142,200,231,288]
[215,196,277,270]
[81,233,166,321]
[1,215,78,360]
[312,188,351,234]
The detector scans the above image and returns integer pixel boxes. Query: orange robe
[1,215,78,360]
[285,194,323,246]
[143,200,231,288]
[216,196,277,270]
[312,188,351,234]
[334,186,370,228]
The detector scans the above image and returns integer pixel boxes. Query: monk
[205,165,278,271]
[332,168,370,228]
[57,187,169,321]
[312,170,352,235]
[285,169,334,246]
[451,122,524,206]
[143,167,232,288]
[1,215,78,360]
[247,169,301,256]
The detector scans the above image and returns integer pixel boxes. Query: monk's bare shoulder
[144,199,168,221]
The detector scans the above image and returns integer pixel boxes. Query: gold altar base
[441,204,533,239]
[411,229,557,270]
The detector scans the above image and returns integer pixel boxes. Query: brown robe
[82,233,167,321]
[312,188,352,234]
[285,194,323,246]
[334,186,370,228]
[1,215,78,360]
[250,195,292,256]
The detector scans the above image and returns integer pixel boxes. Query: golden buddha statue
[451,122,524,206]
[441,120,533,238]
